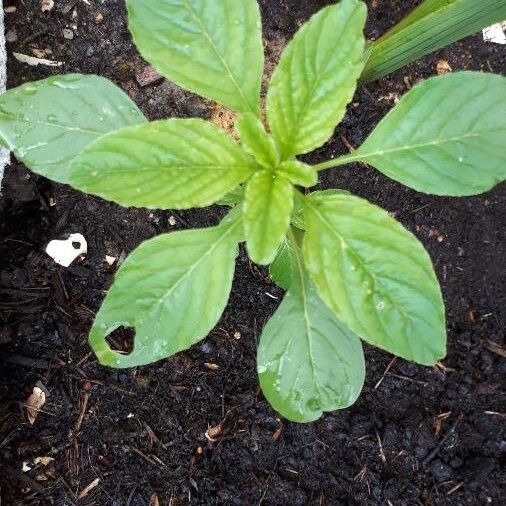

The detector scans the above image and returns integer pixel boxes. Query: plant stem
[311,152,363,172]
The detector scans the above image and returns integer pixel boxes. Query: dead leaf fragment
[150,493,160,506]
[29,47,48,59]
[41,0,54,12]
[211,105,237,138]
[205,422,224,442]
[34,456,54,466]
[436,59,452,75]
[26,386,46,424]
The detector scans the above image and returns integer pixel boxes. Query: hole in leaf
[105,326,135,355]
[72,241,81,249]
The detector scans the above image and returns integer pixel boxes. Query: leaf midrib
[0,114,106,136]
[182,0,255,114]
[357,132,486,160]
[305,199,419,347]
[289,232,322,405]
[135,219,240,330]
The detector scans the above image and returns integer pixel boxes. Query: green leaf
[70,119,257,209]
[244,171,293,265]
[89,216,241,368]
[258,233,365,422]
[266,0,367,158]
[235,113,279,169]
[278,160,317,188]
[354,72,506,196]
[269,240,295,291]
[362,0,506,82]
[303,192,446,366]
[216,185,245,207]
[127,0,264,115]
[0,74,146,184]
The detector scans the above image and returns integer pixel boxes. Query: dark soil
[1,1,505,505]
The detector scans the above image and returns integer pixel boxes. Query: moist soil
[0,1,505,505]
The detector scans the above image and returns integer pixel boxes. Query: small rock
[95,12,104,23]
[135,65,163,87]
[5,28,17,43]
[63,28,74,40]
[198,341,213,354]
[429,459,452,482]
[4,6,16,13]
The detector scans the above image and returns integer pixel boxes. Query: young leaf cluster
[1,0,505,422]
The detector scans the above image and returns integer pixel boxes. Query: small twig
[484,411,506,418]
[422,414,463,465]
[447,482,464,495]
[387,372,428,386]
[73,391,90,435]
[374,357,397,389]
[130,446,166,467]
[376,432,387,464]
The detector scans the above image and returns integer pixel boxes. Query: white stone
[45,233,88,267]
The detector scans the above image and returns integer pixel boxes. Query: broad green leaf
[303,192,446,366]
[266,0,367,158]
[127,0,263,115]
[216,185,245,207]
[354,72,506,196]
[70,119,257,209]
[89,217,241,368]
[278,160,317,188]
[291,189,351,230]
[235,113,279,169]
[0,74,146,184]
[362,0,506,82]
[259,235,365,422]
[244,171,293,265]
[269,240,295,291]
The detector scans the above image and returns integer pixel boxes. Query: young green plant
[0,0,505,422]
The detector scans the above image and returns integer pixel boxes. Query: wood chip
[135,65,163,87]
[78,478,100,499]
[486,340,506,358]
[26,386,46,424]
[13,52,63,67]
